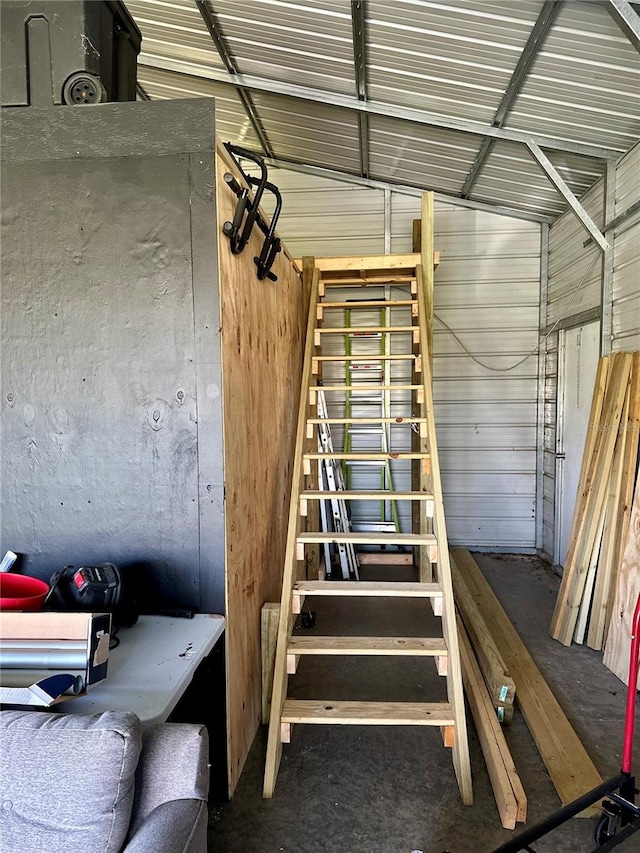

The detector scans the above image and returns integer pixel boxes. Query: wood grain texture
[452,559,516,707]
[603,472,640,686]
[261,603,280,725]
[458,618,523,829]
[452,549,602,815]
[217,143,307,796]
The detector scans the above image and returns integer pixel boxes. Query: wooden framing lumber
[261,603,280,724]
[281,699,454,726]
[551,353,632,645]
[603,471,640,686]
[451,559,516,709]
[416,264,473,805]
[550,355,610,638]
[458,617,526,829]
[452,549,602,815]
[355,552,414,565]
[604,352,640,640]
[263,263,321,798]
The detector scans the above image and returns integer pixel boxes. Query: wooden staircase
[263,222,472,804]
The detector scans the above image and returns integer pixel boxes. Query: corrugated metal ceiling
[129,0,640,219]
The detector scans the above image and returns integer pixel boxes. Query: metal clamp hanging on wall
[222,142,282,282]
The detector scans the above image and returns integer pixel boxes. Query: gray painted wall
[1,100,224,612]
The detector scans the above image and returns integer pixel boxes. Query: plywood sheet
[216,144,306,795]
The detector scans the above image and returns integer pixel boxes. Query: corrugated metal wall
[269,166,541,549]
[542,140,640,562]
[612,143,640,352]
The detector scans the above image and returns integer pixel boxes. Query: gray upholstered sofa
[0,709,210,853]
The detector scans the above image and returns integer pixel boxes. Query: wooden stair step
[315,326,417,334]
[295,532,437,562]
[318,299,417,314]
[307,417,426,425]
[313,354,418,362]
[281,699,454,726]
[300,490,434,501]
[294,580,442,600]
[288,636,447,656]
[304,451,429,461]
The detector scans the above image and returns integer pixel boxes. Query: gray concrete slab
[210,554,639,853]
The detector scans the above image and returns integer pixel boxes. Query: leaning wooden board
[451,549,602,815]
[603,473,640,686]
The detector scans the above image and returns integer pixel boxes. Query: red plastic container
[0,574,50,611]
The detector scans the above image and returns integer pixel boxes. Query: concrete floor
[209,553,639,853]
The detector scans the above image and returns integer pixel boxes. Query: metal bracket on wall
[222,142,282,282]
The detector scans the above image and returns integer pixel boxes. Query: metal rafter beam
[138,55,620,161]
[194,0,273,157]
[351,1,369,178]
[461,0,562,197]
[527,141,609,250]
[607,0,640,54]
[260,154,553,224]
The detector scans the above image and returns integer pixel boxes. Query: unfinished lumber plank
[312,253,420,272]
[603,471,640,686]
[458,617,523,829]
[452,549,602,815]
[287,636,447,656]
[293,580,442,599]
[356,552,415,565]
[261,603,280,725]
[263,264,321,799]
[586,384,630,650]
[281,699,454,726]
[574,508,605,645]
[551,355,611,638]
[552,353,632,645]
[451,559,516,708]
[604,352,640,641]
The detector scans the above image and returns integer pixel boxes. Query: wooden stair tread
[294,581,442,598]
[301,490,434,500]
[281,699,454,726]
[307,417,427,424]
[319,300,417,309]
[303,451,430,460]
[313,354,417,361]
[315,326,416,334]
[288,636,447,655]
[297,531,437,546]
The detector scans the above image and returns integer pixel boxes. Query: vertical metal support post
[536,223,549,552]
[601,160,616,356]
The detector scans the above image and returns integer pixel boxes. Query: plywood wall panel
[216,145,306,795]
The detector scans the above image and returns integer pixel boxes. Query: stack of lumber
[551,351,640,650]
[453,563,516,725]
[457,617,526,829]
[452,549,602,817]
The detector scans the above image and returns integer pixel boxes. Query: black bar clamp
[222,142,282,282]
